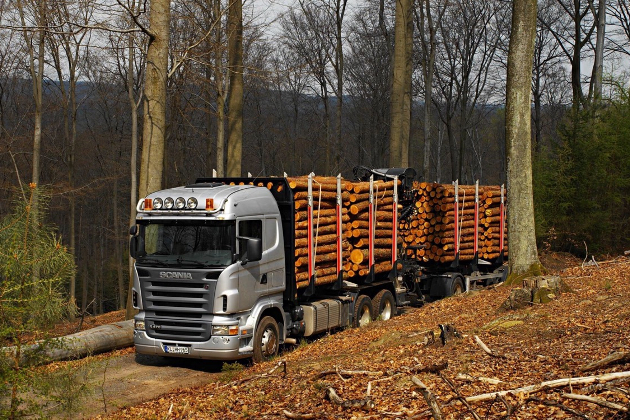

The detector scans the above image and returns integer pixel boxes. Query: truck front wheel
[372,289,397,321]
[353,295,373,328]
[253,316,279,363]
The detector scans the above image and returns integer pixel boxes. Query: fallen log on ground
[465,371,630,403]
[411,376,444,420]
[2,319,134,365]
[561,393,628,412]
[580,351,630,372]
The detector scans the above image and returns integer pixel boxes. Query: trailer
[129,167,506,362]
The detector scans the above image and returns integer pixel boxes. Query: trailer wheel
[372,290,397,321]
[449,277,465,296]
[253,316,279,363]
[353,295,373,328]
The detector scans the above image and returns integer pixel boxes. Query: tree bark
[16,0,45,284]
[227,0,243,177]
[417,0,439,180]
[214,0,226,176]
[505,0,540,275]
[466,371,630,403]
[389,0,413,167]
[590,0,606,107]
[334,0,347,173]
[139,0,170,198]
[581,351,630,372]
[126,8,140,319]
[2,320,134,366]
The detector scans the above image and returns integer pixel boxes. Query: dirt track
[63,351,226,419]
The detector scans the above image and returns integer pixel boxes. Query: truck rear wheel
[253,316,279,363]
[353,295,373,328]
[372,289,397,321]
[450,277,465,296]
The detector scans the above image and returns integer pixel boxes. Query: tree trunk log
[2,320,134,365]
[466,371,630,403]
[581,351,630,372]
[411,376,444,420]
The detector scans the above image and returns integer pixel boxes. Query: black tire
[253,316,279,363]
[372,289,397,321]
[353,295,373,328]
[449,277,465,296]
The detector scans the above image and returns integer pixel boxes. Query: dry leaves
[103,256,630,419]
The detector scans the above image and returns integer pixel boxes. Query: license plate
[163,345,190,354]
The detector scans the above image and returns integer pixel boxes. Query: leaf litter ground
[103,254,630,419]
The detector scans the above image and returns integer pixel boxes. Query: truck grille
[139,271,218,342]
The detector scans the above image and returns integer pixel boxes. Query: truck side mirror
[241,237,262,265]
[129,225,139,259]
[129,236,138,259]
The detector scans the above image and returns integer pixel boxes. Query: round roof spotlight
[187,197,198,209]
[153,197,163,210]
[175,197,186,209]
[164,197,174,209]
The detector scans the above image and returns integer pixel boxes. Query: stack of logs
[342,179,400,281]
[269,176,507,290]
[399,181,508,264]
[287,176,400,290]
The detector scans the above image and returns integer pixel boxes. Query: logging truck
[129,167,507,362]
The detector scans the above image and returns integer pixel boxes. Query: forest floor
[47,252,630,419]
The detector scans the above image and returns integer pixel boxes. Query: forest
[0,0,628,316]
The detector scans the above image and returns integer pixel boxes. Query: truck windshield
[136,220,235,267]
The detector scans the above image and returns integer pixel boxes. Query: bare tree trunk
[80,208,88,313]
[126,27,139,318]
[216,0,226,179]
[48,0,88,319]
[114,179,124,310]
[324,92,330,174]
[401,0,413,168]
[16,0,45,284]
[138,0,170,198]
[334,0,347,173]
[227,0,243,177]
[506,0,540,275]
[459,79,469,181]
[205,55,214,175]
[590,0,606,107]
[417,0,439,180]
[390,0,413,167]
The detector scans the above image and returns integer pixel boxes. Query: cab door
[236,219,266,310]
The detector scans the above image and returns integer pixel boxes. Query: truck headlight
[135,320,145,331]
[212,325,239,336]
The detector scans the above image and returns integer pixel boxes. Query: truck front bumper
[133,329,253,360]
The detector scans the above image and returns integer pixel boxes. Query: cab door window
[237,220,262,260]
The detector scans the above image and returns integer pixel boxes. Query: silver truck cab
[130,181,287,360]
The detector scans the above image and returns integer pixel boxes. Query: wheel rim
[359,306,371,327]
[381,300,392,320]
[260,327,278,358]
[454,283,464,295]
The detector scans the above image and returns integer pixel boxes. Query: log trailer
[129,167,507,362]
